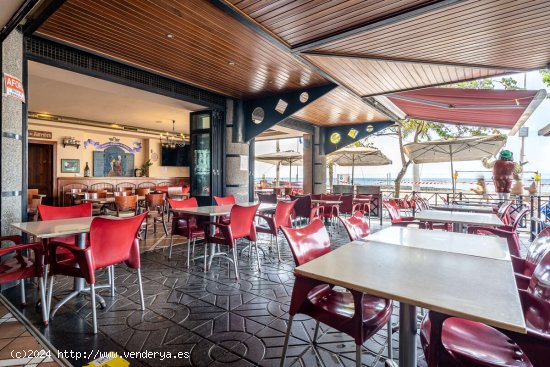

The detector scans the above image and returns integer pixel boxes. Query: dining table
[295,234,525,367]
[170,202,277,270]
[10,216,114,317]
[431,204,494,213]
[415,209,503,232]
[82,195,146,203]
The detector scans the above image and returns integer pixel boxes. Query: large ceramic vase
[492,159,515,199]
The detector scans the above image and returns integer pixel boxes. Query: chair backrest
[528,251,550,301]
[116,182,136,191]
[497,201,513,225]
[168,196,198,209]
[340,211,370,241]
[182,186,190,194]
[273,200,296,229]
[273,187,283,197]
[311,194,321,200]
[138,182,156,188]
[523,235,550,277]
[320,193,341,201]
[89,213,147,269]
[339,194,354,213]
[281,218,331,266]
[136,188,151,196]
[113,191,128,197]
[145,193,165,210]
[90,182,114,191]
[38,203,92,220]
[229,204,259,239]
[214,195,236,206]
[154,186,169,192]
[258,193,277,204]
[115,195,138,212]
[510,207,530,231]
[289,194,312,218]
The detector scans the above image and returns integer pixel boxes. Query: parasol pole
[351,154,355,185]
[289,160,292,185]
[450,146,456,197]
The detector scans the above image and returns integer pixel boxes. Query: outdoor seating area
[3,1,550,367]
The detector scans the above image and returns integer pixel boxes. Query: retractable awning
[539,123,550,136]
[388,88,546,135]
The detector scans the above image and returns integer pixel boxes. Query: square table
[415,209,503,232]
[295,240,525,367]
[11,217,112,317]
[431,204,494,214]
[171,203,276,270]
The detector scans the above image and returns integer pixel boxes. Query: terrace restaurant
[1,1,550,367]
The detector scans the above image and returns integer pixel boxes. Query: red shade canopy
[388,88,546,135]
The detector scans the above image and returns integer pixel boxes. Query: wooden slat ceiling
[293,87,388,126]
[227,0,436,48]
[36,0,328,99]
[311,0,550,70]
[304,54,516,97]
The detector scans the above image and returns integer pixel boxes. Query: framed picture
[61,159,80,173]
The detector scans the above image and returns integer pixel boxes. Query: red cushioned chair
[468,207,530,257]
[280,219,394,367]
[256,200,296,262]
[213,195,236,224]
[167,197,204,265]
[0,236,48,325]
[420,252,550,367]
[204,204,259,279]
[512,228,550,289]
[47,213,147,334]
[339,211,370,241]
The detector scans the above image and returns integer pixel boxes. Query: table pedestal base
[399,302,418,367]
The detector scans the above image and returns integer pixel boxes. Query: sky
[255,71,550,182]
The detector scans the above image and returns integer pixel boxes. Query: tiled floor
[2,216,533,367]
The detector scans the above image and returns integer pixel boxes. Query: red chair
[468,207,530,257]
[355,194,373,217]
[204,204,260,279]
[256,200,296,262]
[420,252,550,367]
[383,200,419,227]
[339,211,370,241]
[289,194,323,224]
[279,219,394,367]
[511,227,550,286]
[496,201,513,225]
[167,197,204,264]
[0,236,48,325]
[213,195,236,224]
[319,193,342,228]
[47,213,147,334]
[181,186,190,195]
[339,194,362,217]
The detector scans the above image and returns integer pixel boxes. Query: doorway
[28,141,56,205]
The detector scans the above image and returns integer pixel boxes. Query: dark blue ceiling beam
[323,122,395,155]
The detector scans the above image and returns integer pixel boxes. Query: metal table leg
[399,302,418,367]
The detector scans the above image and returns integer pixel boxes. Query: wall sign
[29,130,52,139]
[83,137,142,153]
[2,73,25,103]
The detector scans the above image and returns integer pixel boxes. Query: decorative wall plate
[151,152,159,162]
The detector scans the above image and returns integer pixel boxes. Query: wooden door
[28,143,54,205]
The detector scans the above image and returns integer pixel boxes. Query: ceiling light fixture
[160,120,185,148]
[228,61,235,66]
[166,33,175,39]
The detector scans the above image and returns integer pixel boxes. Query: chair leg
[313,321,320,344]
[47,275,54,316]
[20,280,26,306]
[275,234,282,262]
[280,315,293,367]
[110,266,115,297]
[168,234,174,259]
[232,247,240,280]
[39,277,48,326]
[356,344,362,367]
[90,283,98,334]
[144,222,148,240]
[204,242,208,272]
[387,319,393,361]
[186,238,191,269]
[254,241,261,272]
[162,219,169,236]
[137,268,145,311]
[192,238,196,258]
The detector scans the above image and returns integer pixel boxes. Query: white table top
[415,210,503,226]
[172,203,276,216]
[11,217,97,238]
[353,198,371,203]
[82,195,146,203]
[431,204,494,213]
[295,241,526,334]
[365,227,510,260]
[311,199,342,205]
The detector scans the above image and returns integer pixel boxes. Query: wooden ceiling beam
[290,0,463,53]
[22,0,66,35]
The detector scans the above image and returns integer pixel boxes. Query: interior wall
[29,119,189,178]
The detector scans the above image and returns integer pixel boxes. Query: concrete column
[1,30,24,235]
[224,99,250,203]
[302,133,313,194]
[312,126,327,194]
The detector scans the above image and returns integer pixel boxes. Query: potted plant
[141,159,153,177]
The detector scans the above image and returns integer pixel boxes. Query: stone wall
[313,126,326,194]
[224,99,250,203]
[1,30,23,235]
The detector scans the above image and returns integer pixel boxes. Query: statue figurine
[510,172,523,195]
[492,150,515,201]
